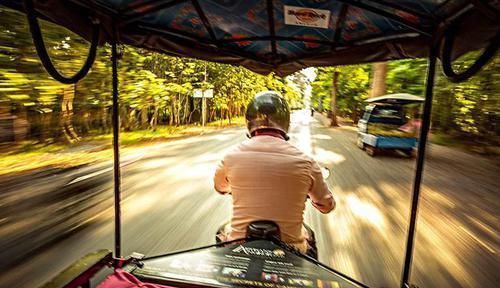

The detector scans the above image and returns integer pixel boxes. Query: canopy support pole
[400,44,437,288]
[111,23,122,259]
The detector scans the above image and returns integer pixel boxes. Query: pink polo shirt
[214,135,335,253]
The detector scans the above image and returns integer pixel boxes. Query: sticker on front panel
[284,5,331,29]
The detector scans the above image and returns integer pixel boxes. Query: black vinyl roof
[1,0,499,76]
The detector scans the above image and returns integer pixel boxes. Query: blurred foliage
[2,5,497,150]
[312,55,499,144]
[312,65,370,123]
[0,7,303,145]
[0,119,244,175]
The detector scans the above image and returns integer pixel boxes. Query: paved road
[0,111,498,288]
[308,113,499,288]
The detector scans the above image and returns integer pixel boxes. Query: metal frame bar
[436,0,475,26]
[266,0,278,62]
[70,0,120,18]
[442,3,474,25]
[220,36,334,46]
[111,23,122,259]
[436,0,453,12]
[142,238,248,260]
[121,0,189,25]
[333,4,349,46]
[277,32,424,67]
[352,32,420,46]
[139,24,214,45]
[469,0,500,21]
[138,25,273,66]
[219,31,421,49]
[191,0,218,42]
[400,43,438,288]
[369,0,435,20]
[124,0,174,12]
[336,0,433,37]
[263,32,420,68]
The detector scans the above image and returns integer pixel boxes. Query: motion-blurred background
[0,6,498,288]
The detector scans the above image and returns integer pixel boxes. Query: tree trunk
[183,94,190,124]
[100,107,109,134]
[330,71,339,127]
[13,107,30,142]
[140,106,148,129]
[129,109,137,130]
[40,112,50,143]
[176,93,181,126]
[352,102,360,124]
[370,62,388,97]
[81,111,90,135]
[210,109,215,123]
[121,106,130,131]
[150,106,159,131]
[61,85,80,143]
[169,102,175,126]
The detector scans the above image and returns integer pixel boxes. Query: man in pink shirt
[214,91,335,257]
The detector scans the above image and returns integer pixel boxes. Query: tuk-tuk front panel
[359,132,417,150]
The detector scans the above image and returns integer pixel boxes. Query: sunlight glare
[313,147,346,165]
[346,194,386,230]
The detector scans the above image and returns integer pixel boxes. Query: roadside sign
[203,89,213,98]
[193,88,213,98]
[192,88,214,127]
[193,89,203,98]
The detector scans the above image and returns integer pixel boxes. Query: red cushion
[97,269,175,288]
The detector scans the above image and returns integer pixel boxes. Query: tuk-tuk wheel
[405,149,417,158]
[357,137,365,150]
[366,146,376,157]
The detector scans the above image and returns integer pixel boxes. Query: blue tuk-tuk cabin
[357,93,425,157]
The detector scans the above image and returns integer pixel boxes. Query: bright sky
[302,67,317,83]
[301,68,316,108]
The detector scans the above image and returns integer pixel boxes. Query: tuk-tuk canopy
[366,93,425,105]
[2,0,499,76]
